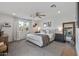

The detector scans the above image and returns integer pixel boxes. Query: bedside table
[54,33,65,42]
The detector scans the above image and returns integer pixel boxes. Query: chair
[0,32,8,56]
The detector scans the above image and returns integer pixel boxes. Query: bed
[26,32,55,47]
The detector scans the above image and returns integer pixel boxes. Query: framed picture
[43,21,51,27]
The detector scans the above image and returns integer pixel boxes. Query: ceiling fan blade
[36,12,39,16]
[39,15,46,16]
[36,16,41,18]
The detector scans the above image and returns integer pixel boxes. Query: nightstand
[54,33,65,42]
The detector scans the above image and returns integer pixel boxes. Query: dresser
[54,33,65,42]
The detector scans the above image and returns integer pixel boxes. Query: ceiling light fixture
[58,10,61,14]
[12,13,16,16]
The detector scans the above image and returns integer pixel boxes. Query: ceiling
[0,2,77,19]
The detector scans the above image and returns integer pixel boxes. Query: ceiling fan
[35,12,46,18]
[31,12,46,18]
[50,4,56,8]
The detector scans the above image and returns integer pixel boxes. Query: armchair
[0,32,8,55]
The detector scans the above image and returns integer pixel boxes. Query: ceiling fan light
[12,12,16,16]
[58,10,61,14]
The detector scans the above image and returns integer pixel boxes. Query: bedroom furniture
[0,32,8,55]
[26,33,55,47]
[63,22,76,45]
[26,34,42,47]
[54,33,65,42]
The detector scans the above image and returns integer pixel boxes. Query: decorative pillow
[0,42,4,47]
[0,44,7,52]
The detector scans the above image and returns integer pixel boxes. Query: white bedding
[26,32,55,47]
[27,33,43,46]
[35,33,55,41]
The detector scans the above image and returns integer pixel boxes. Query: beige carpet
[7,40,74,56]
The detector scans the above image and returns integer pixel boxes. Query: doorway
[63,22,76,46]
[16,20,32,41]
[13,17,32,41]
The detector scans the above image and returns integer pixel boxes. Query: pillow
[0,42,4,47]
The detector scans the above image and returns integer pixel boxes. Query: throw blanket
[35,34,50,46]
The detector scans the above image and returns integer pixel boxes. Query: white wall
[0,14,14,42]
[40,2,77,33]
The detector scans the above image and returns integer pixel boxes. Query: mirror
[63,22,75,46]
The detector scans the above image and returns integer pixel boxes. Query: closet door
[13,17,18,41]
[16,20,32,40]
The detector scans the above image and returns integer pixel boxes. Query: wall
[0,14,14,42]
[40,2,77,34]
[76,28,79,55]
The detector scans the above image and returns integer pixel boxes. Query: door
[63,22,76,45]
[16,20,32,40]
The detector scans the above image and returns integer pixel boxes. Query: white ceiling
[0,2,77,19]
